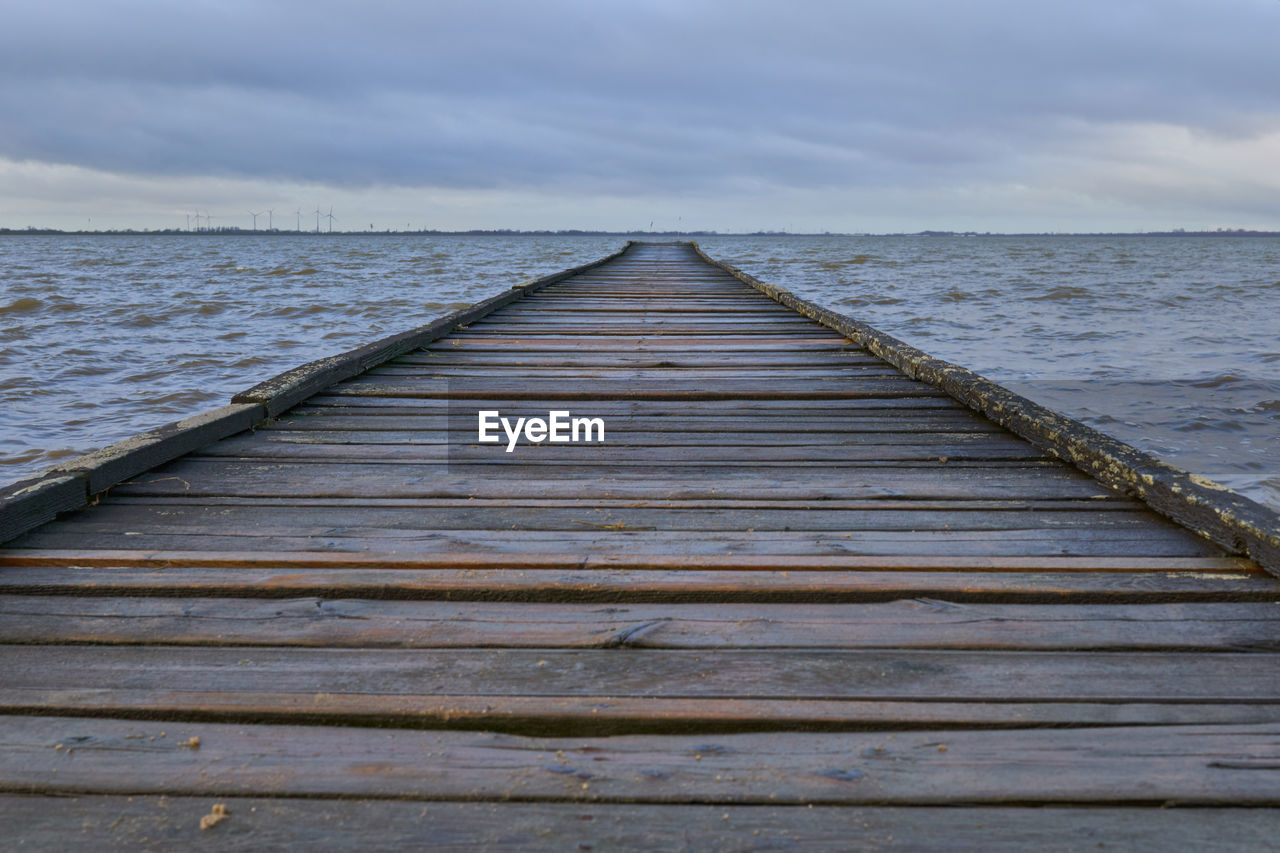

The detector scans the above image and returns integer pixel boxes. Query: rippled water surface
[2,233,1277,510]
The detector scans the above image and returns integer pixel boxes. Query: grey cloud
[2,0,1279,201]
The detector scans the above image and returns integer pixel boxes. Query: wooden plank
[5,562,1268,599]
[302,396,967,412]
[367,366,911,379]
[95,464,1126,502]
[473,310,822,320]
[82,495,1149,511]
[190,437,1046,463]
[6,646,1276,703]
[3,716,1279,804]
[3,597,1274,651]
[11,527,1221,558]
[188,444,1043,464]
[394,352,889,367]
[462,325,832,334]
[0,564,1269,604]
[254,427,1009,444]
[500,303,802,312]
[279,406,986,424]
[0,551,1250,572]
[6,797,1275,853]
[270,410,1001,433]
[22,502,1181,534]
[462,321,829,332]
[435,336,854,348]
[3,693,1278,730]
[326,378,946,400]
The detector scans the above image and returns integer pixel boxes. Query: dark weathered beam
[0,475,87,544]
[50,403,265,494]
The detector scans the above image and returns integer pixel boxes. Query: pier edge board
[689,241,1280,576]
[0,475,88,545]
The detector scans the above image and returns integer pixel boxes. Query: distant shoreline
[3,227,1280,238]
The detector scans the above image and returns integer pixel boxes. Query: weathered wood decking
[2,241,1279,848]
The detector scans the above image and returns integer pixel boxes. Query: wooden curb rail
[689,242,1280,575]
[0,242,636,544]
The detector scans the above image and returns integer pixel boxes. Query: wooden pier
[2,242,1278,848]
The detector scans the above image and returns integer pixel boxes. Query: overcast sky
[2,0,1278,233]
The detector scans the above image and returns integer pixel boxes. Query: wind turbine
[314,207,322,233]
[296,209,302,232]
[325,206,336,234]
[266,209,274,231]
[205,211,215,231]
[193,210,201,231]
[248,210,261,231]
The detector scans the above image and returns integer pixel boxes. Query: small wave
[0,297,43,313]
[261,304,330,318]
[1028,285,1092,301]
[1171,418,1247,433]
[54,364,114,378]
[1188,375,1245,389]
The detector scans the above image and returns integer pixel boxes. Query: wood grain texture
[6,646,1277,707]
[4,716,1280,804]
[6,797,1276,853]
[1,566,1271,607]
[4,598,1274,650]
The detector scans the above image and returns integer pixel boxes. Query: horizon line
[4,227,1280,238]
